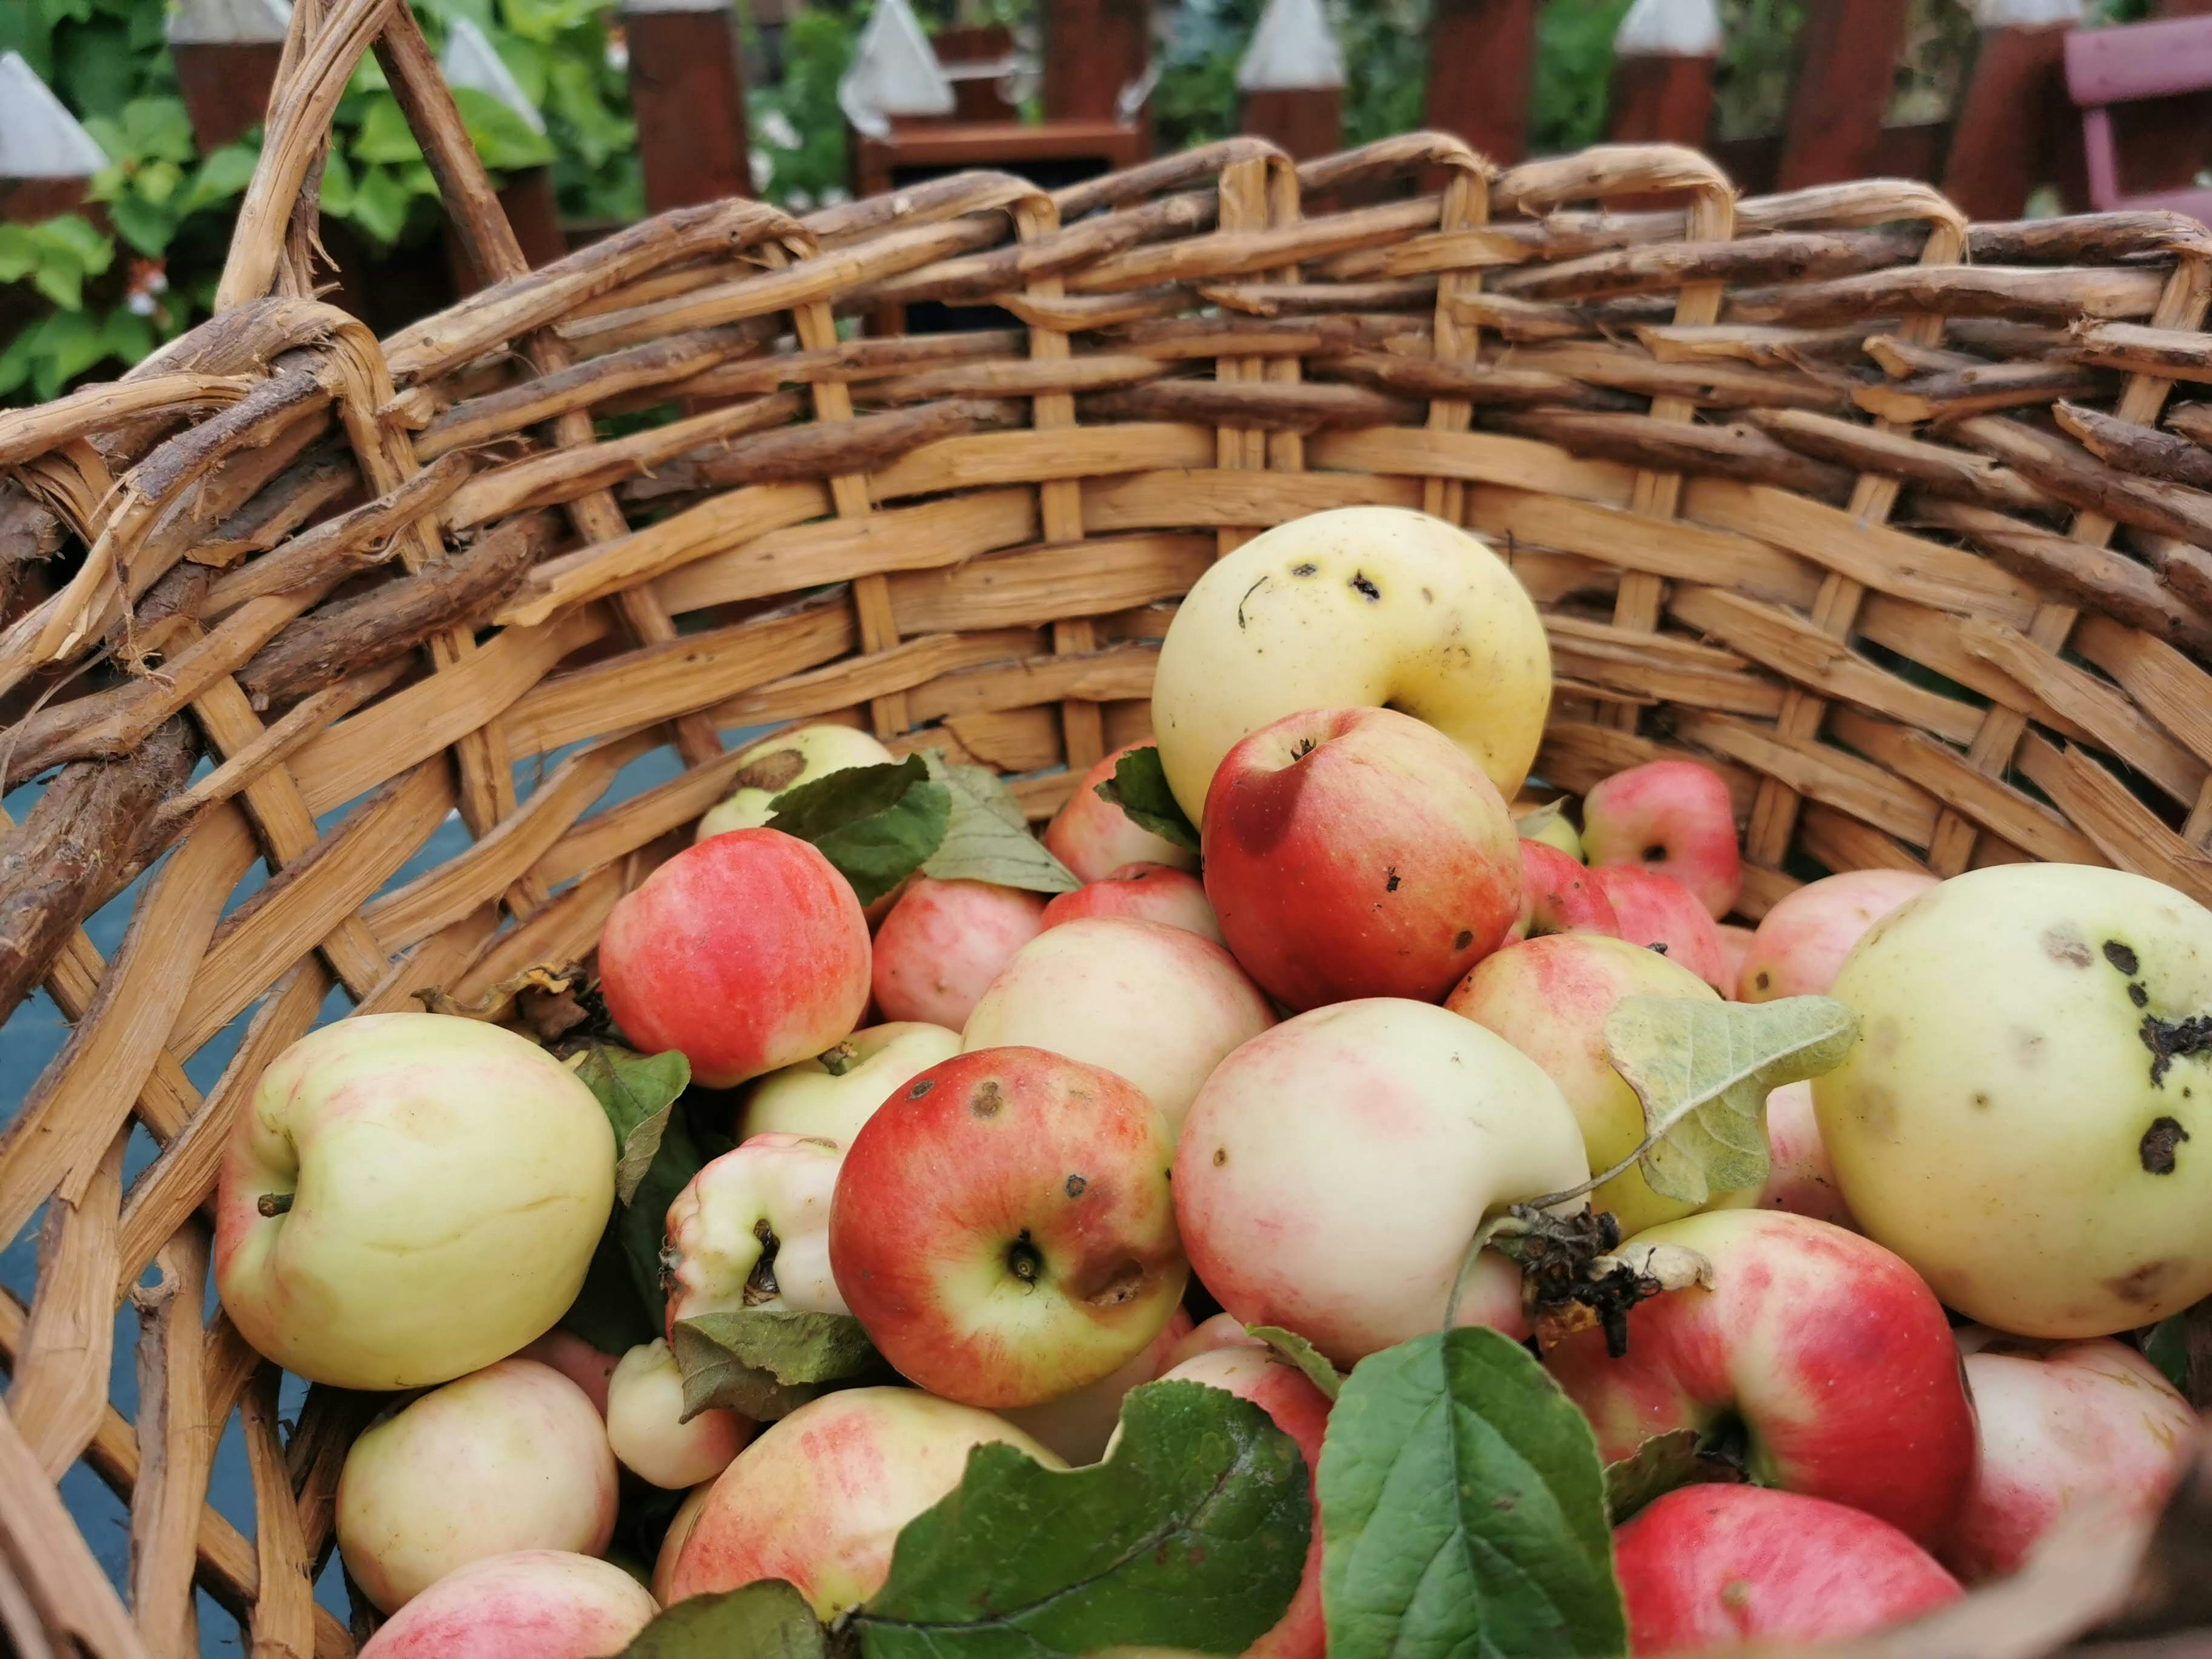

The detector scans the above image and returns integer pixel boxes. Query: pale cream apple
[736,1022,961,1147]
[606,1339,752,1490]
[1044,743,1200,881]
[1738,868,1938,1001]
[214,1014,614,1391]
[1755,1082,1854,1229]
[696,724,895,842]
[1165,1310,1267,1370]
[518,1330,620,1418]
[662,1133,847,1334]
[357,1551,658,1659]
[1151,505,1551,823]
[653,1484,713,1605]
[1001,1307,1194,1465]
[871,876,1047,1029]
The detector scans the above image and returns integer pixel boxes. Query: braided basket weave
[8,0,2212,1650]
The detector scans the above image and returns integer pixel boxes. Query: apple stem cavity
[256,1192,294,1218]
[745,1217,783,1306]
[1006,1233,1044,1286]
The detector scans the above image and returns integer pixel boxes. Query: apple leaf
[766,755,952,906]
[559,1218,658,1354]
[1095,745,1199,854]
[1318,1326,1625,1659]
[851,1380,1308,1659]
[558,1043,702,1351]
[619,1578,826,1659]
[672,1309,886,1423]
[2145,1314,2192,1394]
[919,752,1080,893]
[1603,1429,1709,1524]
[571,1043,692,1206]
[1603,994,1859,1207]
[1246,1325,1344,1402]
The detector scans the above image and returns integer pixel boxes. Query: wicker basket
[7,0,2212,1650]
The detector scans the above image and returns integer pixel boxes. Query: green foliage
[748,6,861,211]
[1530,0,1634,156]
[672,1309,888,1421]
[1096,745,1199,854]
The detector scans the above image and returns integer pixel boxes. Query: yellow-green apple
[1588,865,1732,991]
[664,1387,1062,1615]
[1544,1209,1976,1546]
[1041,862,1223,945]
[830,1047,1185,1407]
[1738,869,1937,1001]
[1945,1330,2196,1582]
[1582,760,1743,919]
[1615,1486,1960,1655]
[960,917,1274,1137]
[736,1022,961,1147]
[599,829,870,1088]
[1150,505,1551,821]
[696,722,895,842]
[653,1483,712,1605]
[336,1358,619,1611]
[1753,1082,1853,1229]
[518,1330,619,1417]
[1200,707,1522,1010]
[1516,798,1585,861]
[1044,743,1200,881]
[871,876,1046,1028]
[214,1014,613,1391]
[1446,931,1728,1238]
[1815,862,2212,1336]
[606,1339,752,1490]
[1174,998,1589,1367]
[1715,923,1755,998]
[1001,1306,1194,1464]
[1514,838,1620,941]
[357,1551,659,1659]
[662,1132,848,1334]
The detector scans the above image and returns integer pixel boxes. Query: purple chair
[2065,14,2212,221]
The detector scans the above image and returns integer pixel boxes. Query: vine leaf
[1095,746,1199,853]
[671,1310,884,1423]
[920,753,1080,893]
[571,1044,691,1205]
[766,756,951,906]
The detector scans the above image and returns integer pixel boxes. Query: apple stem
[256,1192,293,1218]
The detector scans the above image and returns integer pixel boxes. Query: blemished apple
[665,1387,1063,1616]
[1446,931,1728,1239]
[1545,1209,1976,1547]
[1945,1330,2197,1582]
[1754,1082,1854,1229]
[1515,838,1620,941]
[1581,759,1743,920]
[1174,998,1590,1367]
[1816,862,2212,1337]
[1738,868,1937,1001]
[830,1047,1187,1407]
[357,1551,660,1659]
[1588,865,1732,992]
[662,1132,849,1333]
[336,1359,619,1612]
[1200,707,1522,1010]
[695,723,895,842]
[871,876,1047,1028]
[1614,1486,1961,1656]
[517,1330,620,1418]
[214,1014,613,1391]
[599,829,870,1088]
[1715,923,1755,998]
[1044,743,1201,882]
[736,1021,961,1147]
[1150,505,1552,822]
[960,917,1274,1137]
[605,1339,752,1490]
[1041,862,1224,945]
[653,1483,712,1605]
[1001,1306,1194,1465]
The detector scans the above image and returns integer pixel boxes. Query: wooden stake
[624,0,754,213]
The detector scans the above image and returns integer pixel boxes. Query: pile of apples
[208,507,2212,1658]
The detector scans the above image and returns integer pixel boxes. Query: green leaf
[347,162,415,245]
[103,306,153,366]
[186,143,262,214]
[620,1580,828,1659]
[765,755,951,907]
[120,96,195,163]
[1096,746,1200,854]
[453,85,556,171]
[1603,1429,1706,1524]
[572,1043,691,1206]
[560,1214,658,1355]
[132,157,181,206]
[919,753,1080,894]
[317,147,356,217]
[349,94,427,164]
[1247,1325,1343,1402]
[1319,1327,1625,1659]
[853,1381,1310,1659]
[1603,994,1861,1207]
[0,226,37,283]
[24,308,111,401]
[671,1309,885,1423]
[105,192,173,258]
[2146,1315,2191,1394]
[32,215,112,271]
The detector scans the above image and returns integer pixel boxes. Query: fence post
[1775,0,1911,188]
[623,0,754,213]
[1944,0,2082,220]
[1237,0,1343,161]
[0,52,107,223]
[1606,0,1718,146]
[167,0,290,153]
[1423,0,1533,166]
[441,18,566,274]
[1044,0,1153,123]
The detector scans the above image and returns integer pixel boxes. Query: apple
[960,917,1274,1137]
[654,1483,713,1605]
[736,1022,961,1147]
[870,877,1047,1028]
[214,1014,613,1391]
[1588,865,1732,992]
[1581,760,1743,920]
[1001,1306,1195,1465]
[1544,1209,1976,1547]
[662,1132,848,1334]
[830,1047,1186,1407]
[1044,743,1201,882]
[336,1358,619,1612]
[1174,998,1590,1367]
[1150,505,1551,822]
[1516,798,1585,862]
[1945,1330,2197,1582]
[1614,1486,1960,1654]
[1715,924,1755,998]
[599,829,870,1088]
[1754,1082,1854,1229]
[606,1339,752,1490]
[1446,931,1728,1239]
[695,723,895,842]
[518,1330,620,1418]
[1515,838,1620,941]
[1200,706,1522,1010]
[665,1387,1062,1616]
[1815,862,2212,1337]
[1041,862,1224,945]
[1738,868,1937,1002]
[1166,1310,1268,1370]
[357,1551,659,1659]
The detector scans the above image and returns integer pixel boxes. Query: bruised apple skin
[736,1022,961,1147]
[662,1133,849,1333]
[870,876,1046,1028]
[695,724,894,842]
[357,1551,659,1659]
[1041,862,1223,944]
[1151,505,1551,823]
[1738,869,1936,1002]
[1581,760,1744,920]
[1044,743,1200,881]
[1815,863,2212,1337]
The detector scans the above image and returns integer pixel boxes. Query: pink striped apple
[871,877,1047,1028]
[1041,862,1223,944]
[1044,743,1200,882]
[1587,865,1732,991]
[357,1551,658,1659]
[1737,868,1936,1002]
[1581,760,1743,919]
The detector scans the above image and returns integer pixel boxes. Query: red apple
[1044,743,1201,882]
[1615,1486,1961,1655]
[1545,1209,1976,1547]
[1587,866,1732,992]
[1200,706,1522,1010]
[870,876,1046,1029]
[1715,924,1755,998]
[1753,1082,1854,1229]
[829,1047,1186,1408]
[1581,760,1743,919]
[1515,838,1621,941]
[1737,868,1937,1002]
[357,1551,659,1659]
[599,829,870,1088]
[1041,863,1223,945]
